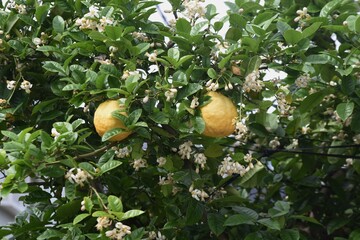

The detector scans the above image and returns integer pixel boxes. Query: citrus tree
[1,0,360,239]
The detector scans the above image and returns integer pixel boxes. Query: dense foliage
[1,0,360,239]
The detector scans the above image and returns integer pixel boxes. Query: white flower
[51,128,60,139]
[15,4,26,14]
[6,80,16,90]
[269,137,281,149]
[294,7,311,22]
[131,158,147,171]
[217,155,247,178]
[164,88,177,102]
[84,5,99,18]
[205,80,219,92]
[158,173,174,185]
[146,51,158,62]
[194,153,207,173]
[65,168,93,186]
[286,139,298,149]
[183,0,205,19]
[96,217,112,231]
[20,80,33,93]
[295,75,310,88]
[115,146,131,158]
[353,134,360,144]
[190,97,199,109]
[32,37,42,46]
[244,153,252,163]
[189,185,209,202]
[234,120,248,140]
[346,158,354,166]
[157,157,167,167]
[178,141,193,159]
[243,70,263,92]
[132,32,149,41]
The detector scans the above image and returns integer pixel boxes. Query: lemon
[94,100,132,141]
[200,91,238,138]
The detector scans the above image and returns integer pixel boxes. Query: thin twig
[74,142,117,160]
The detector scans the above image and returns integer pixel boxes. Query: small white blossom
[84,5,99,18]
[6,80,16,90]
[105,222,131,240]
[158,173,174,185]
[51,128,60,139]
[286,139,298,149]
[294,7,311,22]
[96,216,112,231]
[131,158,147,171]
[205,80,219,92]
[243,70,264,92]
[194,153,207,173]
[157,157,167,167]
[15,4,26,14]
[145,51,158,62]
[164,88,177,102]
[183,0,205,19]
[178,141,193,159]
[190,97,199,109]
[269,137,281,149]
[32,37,42,46]
[132,32,149,41]
[346,158,354,166]
[244,153,252,163]
[115,146,131,158]
[20,80,33,93]
[217,155,247,178]
[295,74,310,88]
[234,120,248,140]
[189,185,209,202]
[65,168,93,186]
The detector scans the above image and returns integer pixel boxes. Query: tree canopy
[1,0,360,239]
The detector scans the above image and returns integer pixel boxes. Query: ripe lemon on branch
[94,100,132,141]
[200,91,238,138]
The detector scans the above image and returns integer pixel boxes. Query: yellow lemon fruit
[94,100,132,141]
[200,91,238,138]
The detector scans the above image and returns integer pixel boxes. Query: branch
[74,142,117,161]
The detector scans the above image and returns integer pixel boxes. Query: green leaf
[168,48,180,61]
[35,4,50,24]
[52,15,65,33]
[204,144,223,158]
[257,218,281,231]
[283,29,302,45]
[173,70,188,86]
[108,195,123,212]
[37,229,65,240]
[176,83,202,100]
[290,215,322,225]
[302,22,322,39]
[125,74,140,92]
[218,53,233,69]
[207,213,226,236]
[207,68,217,79]
[119,210,145,221]
[176,18,191,34]
[84,197,93,213]
[205,4,217,20]
[185,200,204,225]
[224,208,258,226]
[298,90,328,114]
[327,218,350,234]
[336,102,354,121]
[73,213,90,225]
[127,109,142,126]
[105,25,123,40]
[320,0,343,17]
[268,201,290,218]
[306,54,332,64]
[194,116,205,134]
[43,61,67,75]
[280,229,300,240]
[92,211,112,218]
[99,160,123,174]
[102,128,125,142]
[65,180,76,201]
[149,111,169,124]
[239,163,264,185]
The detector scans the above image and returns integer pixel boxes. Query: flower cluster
[243,70,264,92]
[148,231,167,240]
[295,74,310,88]
[132,32,149,41]
[131,158,147,171]
[51,128,60,139]
[205,80,219,91]
[294,7,311,22]
[217,155,247,178]
[158,173,174,185]
[189,185,209,202]
[114,146,132,158]
[96,216,112,231]
[194,153,207,173]
[75,5,114,32]
[276,92,291,115]
[145,51,158,62]
[6,80,33,93]
[105,222,132,240]
[286,139,299,149]
[178,141,193,159]
[164,87,177,102]
[182,0,205,20]
[234,120,248,141]
[157,157,167,167]
[65,168,93,186]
